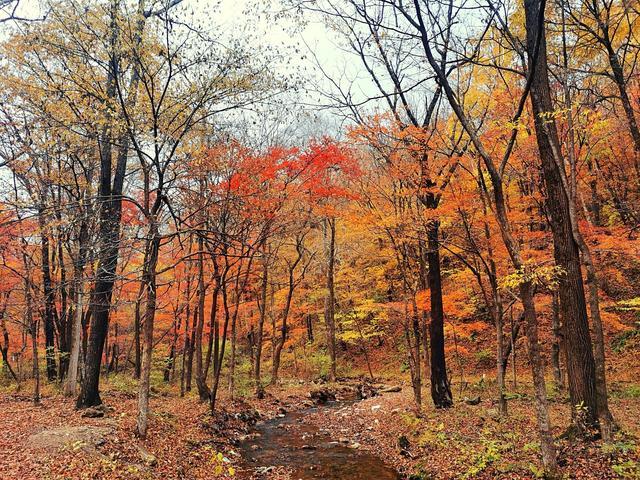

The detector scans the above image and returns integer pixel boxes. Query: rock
[250,444,261,451]
[381,385,402,393]
[137,445,157,466]
[398,435,410,451]
[371,405,381,413]
[81,407,105,418]
[301,444,316,450]
[309,388,336,404]
[27,425,112,453]
[485,408,500,420]
[277,406,287,414]
[338,437,349,444]
[464,396,481,406]
[349,442,361,449]
[357,383,378,399]
[255,466,275,474]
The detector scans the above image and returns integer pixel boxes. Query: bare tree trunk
[194,242,210,401]
[38,204,58,382]
[133,282,144,379]
[185,305,197,392]
[403,298,421,408]
[137,226,160,438]
[65,207,89,396]
[0,294,18,383]
[254,257,268,397]
[65,284,84,396]
[323,218,337,381]
[520,283,557,474]
[271,235,305,386]
[426,220,453,408]
[551,292,563,390]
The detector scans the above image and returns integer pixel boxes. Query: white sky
[1,0,384,141]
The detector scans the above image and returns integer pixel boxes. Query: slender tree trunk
[210,270,233,412]
[354,315,374,380]
[323,218,337,381]
[254,258,268,397]
[180,258,193,396]
[38,205,57,382]
[271,237,304,386]
[65,282,84,396]
[306,314,314,343]
[24,271,39,404]
[427,221,453,408]
[551,292,563,390]
[520,282,558,474]
[602,32,640,179]
[65,208,89,396]
[194,242,210,401]
[403,298,421,408]
[137,230,160,438]
[133,282,144,379]
[203,276,219,380]
[185,305,197,392]
[0,294,18,383]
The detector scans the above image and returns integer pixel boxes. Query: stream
[239,401,400,479]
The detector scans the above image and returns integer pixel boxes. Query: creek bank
[237,382,403,479]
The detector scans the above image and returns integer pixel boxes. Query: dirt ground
[2,376,640,480]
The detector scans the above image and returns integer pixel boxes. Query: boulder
[81,407,105,418]
[309,388,336,404]
[137,445,157,466]
[27,425,112,453]
[381,385,402,393]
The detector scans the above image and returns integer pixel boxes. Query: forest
[0,0,639,478]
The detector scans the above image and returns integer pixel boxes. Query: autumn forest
[1,0,640,478]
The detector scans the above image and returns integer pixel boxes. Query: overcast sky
[1,0,387,141]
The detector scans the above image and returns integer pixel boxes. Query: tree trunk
[520,281,558,475]
[427,221,453,408]
[136,230,160,438]
[64,206,89,396]
[77,2,124,409]
[524,0,599,432]
[0,294,18,383]
[65,283,84,396]
[77,0,146,408]
[38,205,57,382]
[551,292,564,390]
[323,218,337,381]
[254,258,268,397]
[133,282,144,379]
[272,236,304,386]
[194,242,210,401]
[185,305,197,392]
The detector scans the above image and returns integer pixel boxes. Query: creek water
[239,403,400,479]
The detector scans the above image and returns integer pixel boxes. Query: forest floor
[2,374,640,479]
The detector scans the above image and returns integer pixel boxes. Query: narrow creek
[239,401,401,479]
